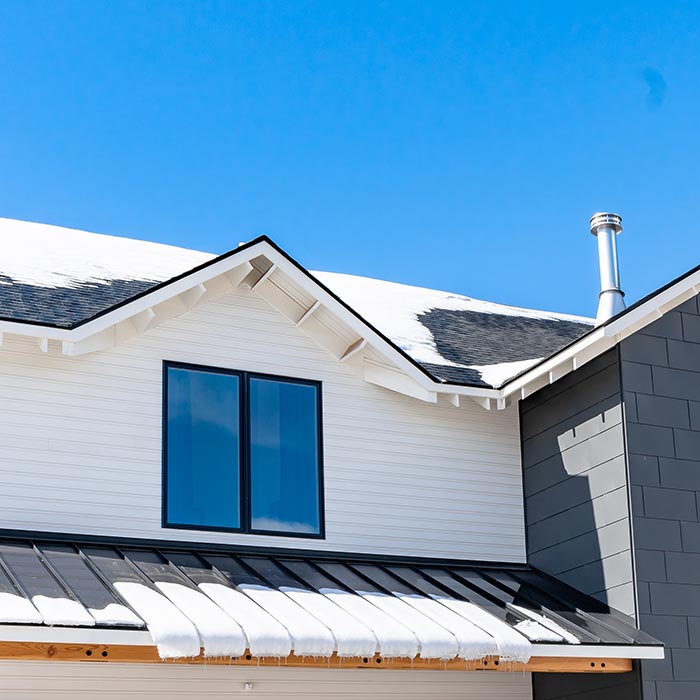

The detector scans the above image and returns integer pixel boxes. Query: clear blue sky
[1,1,697,318]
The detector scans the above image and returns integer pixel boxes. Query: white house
[0,215,691,700]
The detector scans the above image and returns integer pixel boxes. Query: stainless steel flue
[590,212,625,324]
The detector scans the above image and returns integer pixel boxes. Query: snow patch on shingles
[280,586,378,658]
[318,587,419,659]
[431,596,532,663]
[510,605,580,645]
[0,592,43,624]
[31,595,95,627]
[355,589,458,660]
[0,218,214,289]
[156,582,247,658]
[237,584,335,657]
[466,357,543,388]
[198,582,291,658]
[87,603,144,628]
[390,592,498,661]
[114,582,200,659]
[514,619,563,642]
[314,271,592,370]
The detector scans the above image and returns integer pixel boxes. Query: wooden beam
[224,261,254,289]
[179,283,207,310]
[296,300,321,327]
[339,338,367,364]
[250,264,277,291]
[0,643,632,673]
[62,328,116,357]
[131,308,157,334]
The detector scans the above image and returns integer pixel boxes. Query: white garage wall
[0,285,526,561]
[0,662,533,700]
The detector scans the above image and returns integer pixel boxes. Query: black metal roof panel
[0,534,660,660]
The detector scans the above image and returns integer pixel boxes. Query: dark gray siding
[620,295,700,700]
[521,349,636,616]
[521,350,642,700]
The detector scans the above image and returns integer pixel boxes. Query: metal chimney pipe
[590,212,625,324]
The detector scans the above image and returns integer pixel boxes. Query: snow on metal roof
[0,535,661,660]
[0,218,594,388]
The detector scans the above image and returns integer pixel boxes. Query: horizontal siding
[0,663,532,700]
[0,286,526,561]
[520,350,635,616]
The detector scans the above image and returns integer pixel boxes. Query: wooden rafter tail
[0,643,632,673]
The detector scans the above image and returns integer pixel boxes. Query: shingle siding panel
[681,311,700,343]
[526,457,628,525]
[680,521,700,553]
[528,519,631,574]
[626,422,676,458]
[640,615,689,648]
[649,583,700,616]
[644,312,684,340]
[528,487,631,553]
[622,361,655,393]
[631,455,661,487]
[614,295,700,700]
[651,366,700,402]
[668,339,700,373]
[637,395,690,429]
[670,650,700,681]
[673,429,700,461]
[665,552,700,584]
[634,517,683,552]
[624,334,669,366]
[687,617,700,647]
[659,457,700,491]
[636,550,667,583]
[657,681,700,700]
[521,349,635,635]
[643,488,697,522]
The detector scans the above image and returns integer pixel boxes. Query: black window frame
[162,360,325,539]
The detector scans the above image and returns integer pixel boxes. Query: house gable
[0,279,526,562]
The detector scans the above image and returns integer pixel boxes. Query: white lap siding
[0,287,525,562]
[0,662,533,700]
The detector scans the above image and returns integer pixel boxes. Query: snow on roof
[0,217,594,388]
[0,218,213,288]
[313,272,593,387]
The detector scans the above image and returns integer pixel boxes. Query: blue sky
[1,1,698,318]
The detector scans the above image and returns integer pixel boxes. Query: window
[163,362,323,537]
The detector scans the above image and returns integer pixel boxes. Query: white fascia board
[530,643,664,660]
[0,241,272,344]
[263,250,440,389]
[496,268,700,402]
[0,624,153,646]
[0,625,663,661]
[602,269,700,342]
[497,327,606,400]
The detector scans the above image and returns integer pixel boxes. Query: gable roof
[0,218,593,389]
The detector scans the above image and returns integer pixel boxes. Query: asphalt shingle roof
[0,218,595,388]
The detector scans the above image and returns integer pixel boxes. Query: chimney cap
[590,212,622,235]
